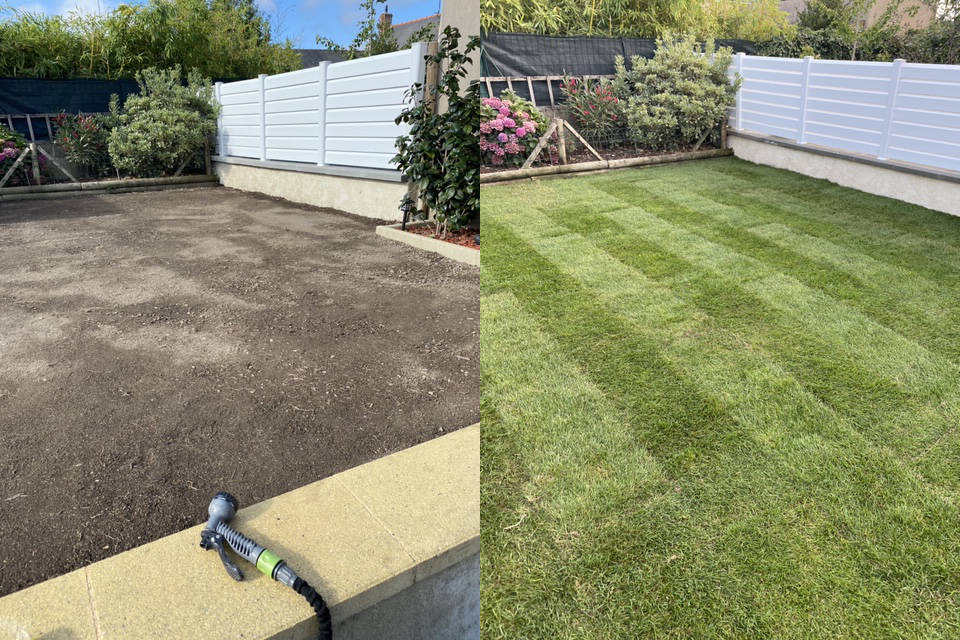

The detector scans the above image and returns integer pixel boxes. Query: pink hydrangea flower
[515,127,527,138]
[491,154,504,165]
[479,121,492,134]
[498,106,510,117]
[494,146,505,157]
[497,132,508,143]
[502,117,516,129]
[523,120,537,132]
[491,119,504,132]
[504,141,521,154]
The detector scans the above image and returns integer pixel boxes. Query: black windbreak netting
[0,77,139,140]
[480,32,756,102]
[0,77,140,114]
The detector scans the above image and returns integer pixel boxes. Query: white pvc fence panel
[216,43,427,171]
[730,53,960,173]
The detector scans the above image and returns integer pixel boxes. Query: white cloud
[10,2,45,14]
[255,0,276,15]
[57,0,112,15]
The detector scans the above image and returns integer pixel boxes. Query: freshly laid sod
[481,157,960,639]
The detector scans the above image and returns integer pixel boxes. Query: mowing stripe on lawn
[594,204,952,396]
[481,212,960,638]
[534,184,960,491]
[481,291,677,638]
[752,222,959,326]
[599,174,960,367]
[698,160,960,277]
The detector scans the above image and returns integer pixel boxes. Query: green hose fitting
[256,548,283,578]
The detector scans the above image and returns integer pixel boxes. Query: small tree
[392,27,480,237]
[316,0,434,60]
[108,67,218,177]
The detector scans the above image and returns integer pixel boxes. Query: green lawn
[480,157,960,639]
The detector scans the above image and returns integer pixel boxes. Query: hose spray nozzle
[199,491,333,639]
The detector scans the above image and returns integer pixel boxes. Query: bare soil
[0,186,478,597]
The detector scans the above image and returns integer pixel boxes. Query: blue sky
[9,0,442,48]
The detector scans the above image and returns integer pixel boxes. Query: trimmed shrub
[614,36,741,151]
[108,67,217,177]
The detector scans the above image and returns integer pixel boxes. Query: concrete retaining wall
[0,425,479,640]
[215,159,408,221]
[728,132,960,218]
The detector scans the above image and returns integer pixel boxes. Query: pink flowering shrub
[479,89,547,167]
[561,77,625,141]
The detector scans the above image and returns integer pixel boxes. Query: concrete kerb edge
[376,222,480,267]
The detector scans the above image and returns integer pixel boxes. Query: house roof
[392,13,439,47]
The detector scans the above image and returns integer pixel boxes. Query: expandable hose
[200,492,332,640]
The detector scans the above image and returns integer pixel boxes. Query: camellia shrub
[393,27,480,237]
[561,76,624,141]
[479,90,547,166]
[614,36,741,151]
[108,67,218,177]
[54,109,117,177]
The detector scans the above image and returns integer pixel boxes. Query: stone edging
[479,148,733,184]
[376,222,480,267]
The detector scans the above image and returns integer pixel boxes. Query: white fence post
[878,58,905,160]
[798,56,813,144]
[215,81,224,157]
[317,61,329,166]
[409,41,429,104]
[734,52,745,131]
[258,73,267,162]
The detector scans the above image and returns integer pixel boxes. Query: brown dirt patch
[0,186,478,597]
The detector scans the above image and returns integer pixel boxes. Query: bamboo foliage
[480,0,791,40]
[0,0,300,80]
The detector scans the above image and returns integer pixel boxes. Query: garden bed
[376,221,480,266]
[0,187,478,597]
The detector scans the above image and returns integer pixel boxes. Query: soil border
[376,221,480,266]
